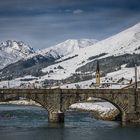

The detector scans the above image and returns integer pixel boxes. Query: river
[0,104,139,140]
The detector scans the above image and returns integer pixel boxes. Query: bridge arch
[60,89,130,122]
[0,94,50,112]
[62,96,122,121]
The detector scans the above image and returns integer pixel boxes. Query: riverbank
[70,102,119,120]
[0,99,119,121]
[0,100,41,106]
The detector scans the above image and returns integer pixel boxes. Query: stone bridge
[0,88,140,123]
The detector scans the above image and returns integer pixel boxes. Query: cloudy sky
[0,0,140,49]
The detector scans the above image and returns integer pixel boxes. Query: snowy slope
[41,22,140,80]
[80,22,140,58]
[0,40,35,69]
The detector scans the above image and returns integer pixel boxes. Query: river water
[0,104,140,140]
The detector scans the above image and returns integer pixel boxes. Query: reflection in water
[0,104,139,140]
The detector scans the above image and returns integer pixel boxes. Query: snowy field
[0,65,139,89]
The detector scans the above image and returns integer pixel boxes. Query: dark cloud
[0,0,139,16]
[0,0,139,49]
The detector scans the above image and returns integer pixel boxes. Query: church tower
[96,61,100,85]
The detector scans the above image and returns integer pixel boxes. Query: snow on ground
[0,65,139,89]
[61,66,140,89]
[0,99,41,106]
[0,75,40,88]
[41,66,71,80]
[70,102,119,120]
[106,67,136,81]
[70,102,116,114]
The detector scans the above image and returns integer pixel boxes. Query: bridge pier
[121,112,140,123]
[48,112,64,123]
[125,113,140,122]
[122,112,126,122]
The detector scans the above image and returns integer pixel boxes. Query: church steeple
[96,60,100,73]
[96,60,100,85]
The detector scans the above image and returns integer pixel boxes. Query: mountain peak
[0,40,35,69]
[63,39,98,48]
[41,39,98,58]
[0,40,35,56]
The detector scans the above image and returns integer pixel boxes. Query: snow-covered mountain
[41,22,140,80]
[27,39,98,61]
[0,39,97,80]
[0,40,35,69]
[0,22,140,89]
[23,39,97,62]
[41,39,98,58]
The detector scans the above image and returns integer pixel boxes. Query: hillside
[0,39,97,80]
[41,22,140,80]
